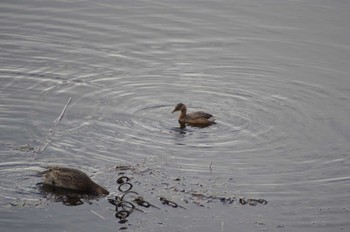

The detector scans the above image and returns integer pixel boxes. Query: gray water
[1,0,350,231]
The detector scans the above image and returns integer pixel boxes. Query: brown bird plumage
[42,167,109,195]
[172,103,216,128]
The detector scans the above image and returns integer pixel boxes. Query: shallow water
[1,0,350,231]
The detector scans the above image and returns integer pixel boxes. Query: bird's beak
[172,108,177,113]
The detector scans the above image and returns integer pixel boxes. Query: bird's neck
[179,109,186,119]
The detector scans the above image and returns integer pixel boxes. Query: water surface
[1,0,350,231]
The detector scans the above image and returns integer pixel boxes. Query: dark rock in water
[41,166,109,195]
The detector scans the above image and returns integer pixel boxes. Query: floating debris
[239,198,268,206]
[133,196,150,208]
[108,175,138,224]
[159,196,181,208]
[5,143,39,153]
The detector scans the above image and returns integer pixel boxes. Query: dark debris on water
[108,174,189,228]
[108,168,268,230]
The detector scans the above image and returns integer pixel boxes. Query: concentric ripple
[1,0,350,231]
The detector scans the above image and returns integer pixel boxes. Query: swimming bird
[172,103,215,128]
[42,166,109,195]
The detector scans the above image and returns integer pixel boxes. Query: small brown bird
[42,166,109,195]
[172,103,216,128]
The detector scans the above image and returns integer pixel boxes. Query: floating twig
[90,210,105,220]
[50,97,72,132]
[40,143,49,153]
[36,97,72,157]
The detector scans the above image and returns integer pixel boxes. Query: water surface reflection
[1,0,350,231]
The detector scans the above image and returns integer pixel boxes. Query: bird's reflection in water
[170,126,192,144]
[37,183,102,206]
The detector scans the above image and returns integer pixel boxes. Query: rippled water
[1,0,350,231]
